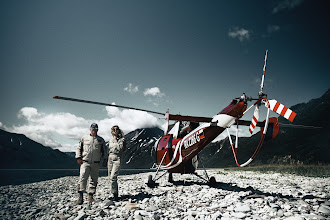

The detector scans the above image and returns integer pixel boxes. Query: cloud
[272,0,304,14]
[9,108,90,150]
[143,87,164,97]
[103,106,161,136]
[143,87,167,106]
[3,106,162,152]
[17,107,39,121]
[262,25,281,38]
[228,27,251,42]
[124,84,168,106]
[267,25,280,34]
[124,83,139,94]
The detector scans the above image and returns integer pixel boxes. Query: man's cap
[90,123,98,130]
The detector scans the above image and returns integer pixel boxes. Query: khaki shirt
[76,134,107,163]
[108,138,125,158]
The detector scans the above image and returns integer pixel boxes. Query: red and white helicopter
[54,50,298,187]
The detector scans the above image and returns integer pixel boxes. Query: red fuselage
[155,100,247,173]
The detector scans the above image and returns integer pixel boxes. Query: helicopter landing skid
[198,157,217,187]
[146,160,217,187]
[146,170,168,188]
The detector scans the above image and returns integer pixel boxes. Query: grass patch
[228,165,330,178]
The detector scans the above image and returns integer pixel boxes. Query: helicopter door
[168,134,173,160]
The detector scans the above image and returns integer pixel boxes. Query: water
[0,169,151,186]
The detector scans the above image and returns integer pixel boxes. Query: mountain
[199,89,330,167]
[121,127,163,169]
[1,89,328,170]
[0,129,78,169]
[64,152,76,158]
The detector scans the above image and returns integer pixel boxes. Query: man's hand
[102,160,107,167]
[77,159,83,165]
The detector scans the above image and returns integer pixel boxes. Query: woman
[108,125,126,200]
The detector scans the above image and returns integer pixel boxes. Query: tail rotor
[228,50,298,167]
[247,49,296,134]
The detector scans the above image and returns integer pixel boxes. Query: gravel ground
[0,169,329,219]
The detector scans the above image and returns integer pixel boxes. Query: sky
[1,0,329,152]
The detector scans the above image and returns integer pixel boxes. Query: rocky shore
[0,169,329,219]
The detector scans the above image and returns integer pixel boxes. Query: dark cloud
[272,0,304,14]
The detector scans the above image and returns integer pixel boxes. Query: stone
[145,205,158,212]
[74,212,86,220]
[277,209,284,217]
[232,212,246,219]
[125,202,140,210]
[318,205,330,215]
[283,217,305,220]
[104,199,115,207]
[134,213,143,220]
[54,213,71,219]
[234,202,251,212]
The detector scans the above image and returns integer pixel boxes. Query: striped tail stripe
[249,105,260,134]
[268,100,297,122]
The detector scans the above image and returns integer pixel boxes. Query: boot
[88,193,95,203]
[76,192,84,205]
[113,193,119,201]
[168,173,174,183]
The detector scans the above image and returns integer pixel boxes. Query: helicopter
[54,50,298,187]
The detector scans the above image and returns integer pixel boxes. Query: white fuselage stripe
[211,114,236,128]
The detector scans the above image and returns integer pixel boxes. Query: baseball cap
[90,123,98,130]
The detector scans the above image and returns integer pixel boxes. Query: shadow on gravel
[120,191,167,202]
[158,179,320,200]
[217,182,322,200]
[215,182,296,200]
[171,180,207,186]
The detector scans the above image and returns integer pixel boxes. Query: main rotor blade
[260,49,268,93]
[238,120,321,129]
[53,96,165,116]
[278,123,322,129]
[168,114,212,122]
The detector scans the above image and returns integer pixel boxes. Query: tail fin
[267,100,297,122]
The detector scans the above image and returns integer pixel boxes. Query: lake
[0,169,151,186]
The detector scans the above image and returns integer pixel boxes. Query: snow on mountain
[122,127,163,169]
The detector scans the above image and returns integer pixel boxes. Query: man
[76,123,107,205]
